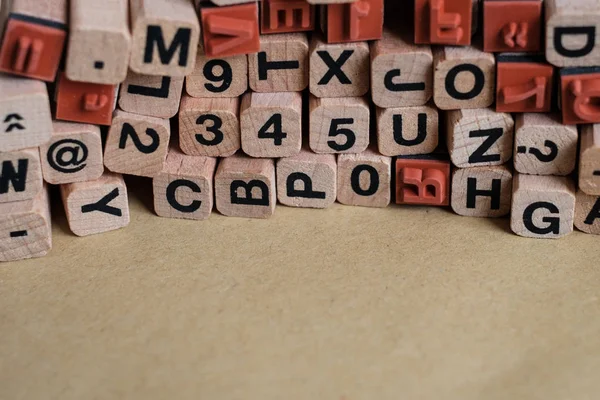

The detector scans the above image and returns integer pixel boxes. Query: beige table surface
[2,178,600,400]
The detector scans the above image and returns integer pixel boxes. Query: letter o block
[575,190,600,235]
[451,165,513,218]
[337,149,391,208]
[511,174,576,239]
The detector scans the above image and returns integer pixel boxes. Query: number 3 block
[240,92,302,158]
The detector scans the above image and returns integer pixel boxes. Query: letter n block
[415,0,472,45]
[496,54,554,113]
[451,165,513,218]
[575,190,600,235]
[199,2,260,58]
[61,172,130,237]
[510,174,575,239]
[153,147,217,221]
[104,110,170,178]
[578,124,600,196]
[55,73,117,126]
[322,0,384,43]
[215,154,276,219]
[394,155,451,206]
[483,0,543,53]
[0,148,43,204]
[337,149,391,208]
[260,0,315,34]
[276,148,337,209]
[560,67,600,125]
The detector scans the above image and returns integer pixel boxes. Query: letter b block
[394,155,451,206]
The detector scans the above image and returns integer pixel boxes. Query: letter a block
[276,148,337,209]
[451,165,513,218]
[322,0,384,43]
[0,185,52,263]
[337,149,391,208]
[153,147,217,221]
[61,172,130,237]
[483,0,542,53]
[415,0,472,45]
[104,110,170,178]
[578,124,600,196]
[55,73,117,126]
[510,174,575,239]
[260,0,315,34]
[575,190,600,235]
[0,148,43,204]
[394,155,451,206]
[560,67,600,125]
[215,154,276,219]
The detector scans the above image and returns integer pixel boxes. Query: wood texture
[10,0,67,22]
[337,148,391,208]
[118,72,184,118]
[214,153,276,219]
[0,147,42,204]
[574,190,600,235]
[451,165,513,218]
[276,148,336,209]
[510,173,576,239]
[186,51,248,98]
[39,121,104,185]
[579,124,600,196]
[153,147,217,221]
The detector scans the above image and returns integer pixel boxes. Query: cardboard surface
[2,178,600,400]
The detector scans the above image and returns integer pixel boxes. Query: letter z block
[483,0,542,53]
[260,0,315,34]
[394,155,451,206]
[415,0,472,45]
[322,0,384,43]
[560,67,600,125]
[55,73,117,126]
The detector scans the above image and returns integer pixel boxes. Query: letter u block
[394,155,451,206]
[414,0,472,45]
[560,67,600,125]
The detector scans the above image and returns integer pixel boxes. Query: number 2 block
[240,92,302,158]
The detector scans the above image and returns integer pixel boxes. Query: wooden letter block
[560,67,600,125]
[370,28,433,108]
[510,174,576,239]
[215,154,276,219]
[186,52,248,98]
[322,0,384,43]
[309,96,369,154]
[415,0,472,45]
[394,155,451,206]
[309,35,370,98]
[240,92,302,158]
[0,74,52,152]
[446,108,514,168]
[248,33,309,92]
[66,0,131,84]
[513,113,577,176]
[276,148,336,208]
[199,2,260,58]
[546,0,600,67]
[337,148,391,208]
[153,147,217,221]
[118,72,184,119]
[179,95,240,157]
[433,46,495,110]
[496,54,554,113]
[61,172,130,237]
[0,185,52,262]
[579,124,600,196]
[376,102,438,157]
[130,0,200,76]
[39,121,104,185]
[0,0,67,81]
[55,73,117,126]
[260,0,315,34]
[483,0,543,53]
[0,148,43,204]
[574,190,600,235]
[104,110,170,177]
[451,165,513,218]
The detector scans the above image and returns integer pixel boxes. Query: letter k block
[200,3,260,58]
[394,155,451,206]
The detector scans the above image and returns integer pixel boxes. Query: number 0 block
[337,148,391,208]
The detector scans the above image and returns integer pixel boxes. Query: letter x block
[260,0,315,34]
[322,0,384,43]
[483,0,542,53]
[414,0,472,45]
[560,67,600,125]
[394,155,451,207]
[575,190,600,235]
[215,154,276,219]
[55,73,117,126]
[61,172,130,237]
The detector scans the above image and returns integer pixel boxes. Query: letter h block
[55,73,117,126]
[322,0,384,43]
[260,0,315,34]
[414,0,472,46]
[394,155,451,207]
[560,67,600,125]
[483,0,543,53]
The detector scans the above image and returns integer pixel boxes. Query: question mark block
[560,67,600,125]
[55,73,117,126]
[39,121,104,185]
[514,113,577,176]
[496,54,554,113]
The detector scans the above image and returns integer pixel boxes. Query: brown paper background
[2,179,600,400]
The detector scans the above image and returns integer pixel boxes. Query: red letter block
[560,67,600,125]
[324,0,384,44]
[260,0,315,34]
[483,0,542,53]
[55,73,116,126]
[394,155,451,206]
[200,3,260,58]
[496,54,554,113]
[414,0,472,46]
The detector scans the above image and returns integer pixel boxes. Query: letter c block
[394,155,450,206]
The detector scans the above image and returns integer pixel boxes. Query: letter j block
[414,0,472,45]
[394,155,451,206]
[200,3,260,58]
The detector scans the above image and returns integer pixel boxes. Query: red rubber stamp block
[324,0,383,43]
[394,155,450,206]
[55,73,116,126]
[560,67,600,125]
[496,54,554,113]
[0,15,67,82]
[414,0,472,45]
[200,3,260,58]
[483,0,542,53]
[260,0,315,34]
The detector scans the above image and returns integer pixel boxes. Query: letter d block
[55,73,117,126]
[560,67,600,125]
[215,154,276,219]
[451,165,513,218]
[0,148,43,204]
[394,155,450,206]
[511,174,576,239]
[575,190,600,235]
[153,148,217,221]
[104,110,170,178]
[337,149,391,208]
[61,172,130,237]
[276,149,337,209]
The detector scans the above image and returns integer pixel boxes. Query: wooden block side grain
[0,147,42,204]
[11,0,67,22]
[451,165,513,218]
[186,52,248,98]
[337,148,391,208]
[118,71,184,119]
[0,184,52,262]
[579,124,600,196]
[574,190,600,235]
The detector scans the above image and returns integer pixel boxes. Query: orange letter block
[55,73,116,126]
[560,67,600,125]
[324,0,384,44]
[483,0,542,53]
[414,0,472,46]
[260,0,315,34]
[394,155,451,206]
[200,3,260,58]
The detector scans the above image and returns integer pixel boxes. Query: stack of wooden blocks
[1,0,600,262]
